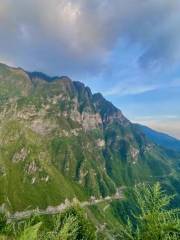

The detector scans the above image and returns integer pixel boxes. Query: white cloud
[0,0,180,77]
[104,82,158,96]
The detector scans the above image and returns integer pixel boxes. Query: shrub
[0,206,95,240]
[118,182,180,240]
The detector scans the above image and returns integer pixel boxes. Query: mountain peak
[93,92,129,125]
[27,71,58,82]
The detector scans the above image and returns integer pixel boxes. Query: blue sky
[83,38,180,138]
[0,0,180,138]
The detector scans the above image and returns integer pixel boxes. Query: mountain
[134,124,180,152]
[0,62,180,237]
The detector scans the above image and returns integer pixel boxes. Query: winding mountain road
[8,188,124,220]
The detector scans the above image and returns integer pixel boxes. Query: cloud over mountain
[0,0,180,76]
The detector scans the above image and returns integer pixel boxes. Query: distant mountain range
[134,124,180,152]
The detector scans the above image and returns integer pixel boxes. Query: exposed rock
[103,111,130,126]
[27,161,38,175]
[144,143,154,153]
[130,147,139,161]
[79,169,88,184]
[30,119,55,135]
[45,176,49,182]
[41,175,49,183]
[12,148,28,163]
[70,128,81,136]
[32,177,36,184]
[17,107,37,120]
[62,110,102,130]
[81,112,102,130]
[0,166,5,176]
[96,139,105,148]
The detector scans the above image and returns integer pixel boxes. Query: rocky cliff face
[0,63,179,211]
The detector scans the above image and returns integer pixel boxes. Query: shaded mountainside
[0,62,180,214]
[134,123,180,152]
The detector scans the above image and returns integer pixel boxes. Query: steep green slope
[93,93,179,185]
[0,62,179,214]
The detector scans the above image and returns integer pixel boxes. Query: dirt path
[9,188,124,220]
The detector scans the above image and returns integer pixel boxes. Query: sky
[0,0,180,138]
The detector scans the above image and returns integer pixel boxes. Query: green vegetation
[0,206,95,240]
[0,63,180,238]
[118,183,180,240]
[1,183,179,239]
[0,63,179,210]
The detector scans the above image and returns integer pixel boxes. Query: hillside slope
[134,124,180,152]
[0,62,179,213]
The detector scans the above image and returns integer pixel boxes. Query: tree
[118,183,180,240]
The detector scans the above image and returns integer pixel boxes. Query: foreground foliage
[118,183,180,240]
[0,183,180,239]
[0,206,95,240]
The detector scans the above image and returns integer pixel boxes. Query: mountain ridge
[0,62,179,214]
[134,123,180,152]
